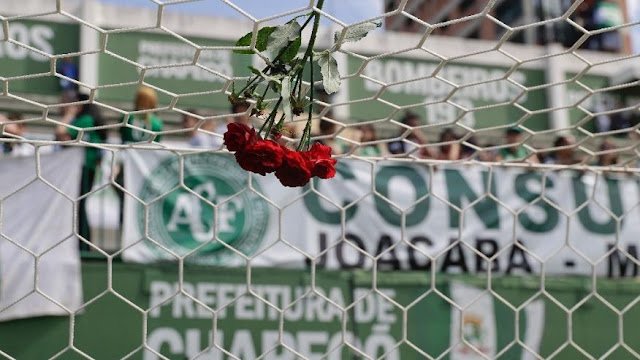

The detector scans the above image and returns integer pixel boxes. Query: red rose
[235,139,284,175]
[311,158,337,179]
[276,149,313,187]
[224,123,256,151]
[305,143,337,179]
[306,143,332,161]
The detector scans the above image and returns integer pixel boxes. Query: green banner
[98,31,254,110]
[1,262,639,359]
[347,56,549,131]
[566,72,619,132]
[1,20,79,95]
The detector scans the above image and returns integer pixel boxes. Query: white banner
[0,149,84,321]
[450,281,497,359]
[449,281,544,360]
[123,150,640,278]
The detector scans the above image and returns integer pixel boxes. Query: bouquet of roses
[222,0,378,187]
[224,123,336,187]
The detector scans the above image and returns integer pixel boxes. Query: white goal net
[1,0,640,359]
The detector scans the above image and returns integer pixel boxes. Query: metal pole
[79,0,100,93]
[523,0,537,45]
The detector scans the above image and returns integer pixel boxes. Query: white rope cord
[1,0,640,359]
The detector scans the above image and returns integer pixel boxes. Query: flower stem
[238,74,261,96]
[299,13,315,31]
[259,97,283,137]
[302,0,325,64]
[236,0,324,151]
[238,31,304,97]
[274,113,286,134]
[306,50,315,149]
[260,83,270,101]
[296,0,324,151]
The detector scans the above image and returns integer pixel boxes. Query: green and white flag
[121,149,306,266]
[122,150,640,279]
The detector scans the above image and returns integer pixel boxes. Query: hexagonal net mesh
[1,0,640,359]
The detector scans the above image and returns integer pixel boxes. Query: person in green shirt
[119,86,163,144]
[116,87,164,228]
[497,127,539,164]
[357,124,387,157]
[55,93,107,251]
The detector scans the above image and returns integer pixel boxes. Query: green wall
[1,20,79,96]
[347,56,549,131]
[97,31,253,110]
[1,261,639,359]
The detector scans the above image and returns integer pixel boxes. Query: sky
[98,0,385,25]
[628,0,640,53]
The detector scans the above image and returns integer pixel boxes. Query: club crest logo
[137,153,269,264]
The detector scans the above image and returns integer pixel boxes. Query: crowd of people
[1,98,634,167]
[316,111,632,168]
[1,86,170,249]
[564,0,625,53]
[0,89,634,252]
[516,0,626,52]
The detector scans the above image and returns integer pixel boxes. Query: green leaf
[317,52,340,95]
[247,66,283,83]
[266,21,301,58]
[270,81,280,93]
[334,21,381,44]
[248,66,262,76]
[234,26,276,54]
[279,37,302,63]
[281,76,293,122]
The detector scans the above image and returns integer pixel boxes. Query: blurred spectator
[55,93,107,250]
[183,110,222,148]
[461,137,499,162]
[357,124,387,156]
[182,111,199,137]
[216,102,252,136]
[544,135,583,165]
[479,143,500,162]
[594,98,631,134]
[282,123,300,139]
[497,127,539,163]
[611,112,632,134]
[570,0,598,48]
[57,57,79,96]
[598,139,619,166]
[610,100,633,134]
[387,112,432,158]
[116,87,163,232]
[1,113,34,157]
[592,0,623,52]
[283,123,299,138]
[461,137,478,159]
[436,128,461,160]
[594,97,613,133]
[277,123,300,147]
[1,113,12,155]
[571,0,623,52]
[387,0,624,52]
[120,87,163,144]
[316,119,350,155]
